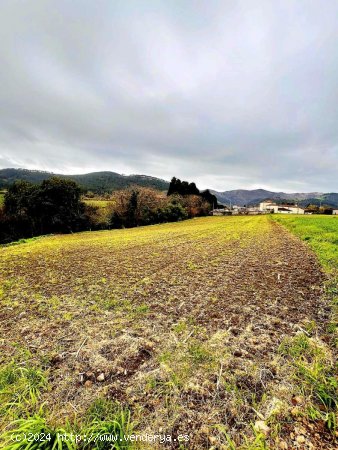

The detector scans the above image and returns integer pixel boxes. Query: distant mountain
[211,188,338,208]
[0,168,169,193]
[1,169,337,207]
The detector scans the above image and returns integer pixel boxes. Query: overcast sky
[1,1,338,192]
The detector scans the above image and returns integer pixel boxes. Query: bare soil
[0,217,335,448]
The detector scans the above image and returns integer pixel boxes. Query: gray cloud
[0,0,338,191]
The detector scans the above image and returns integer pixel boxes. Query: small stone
[84,380,93,388]
[296,435,305,444]
[230,327,240,336]
[290,408,299,417]
[96,373,105,382]
[233,350,242,357]
[279,441,288,449]
[208,436,217,445]
[295,426,306,435]
[51,354,63,363]
[292,395,303,405]
[200,426,209,435]
[254,420,270,436]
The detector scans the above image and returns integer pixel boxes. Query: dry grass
[0,216,335,448]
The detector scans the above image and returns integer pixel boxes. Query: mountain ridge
[210,188,338,208]
[0,168,337,207]
[0,168,169,193]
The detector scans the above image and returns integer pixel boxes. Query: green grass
[0,191,5,207]
[82,400,133,450]
[270,215,338,272]
[83,200,112,208]
[271,214,338,336]
[279,332,337,431]
[0,361,47,419]
[1,413,77,450]
[82,198,115,225]
[272,215,338,433]
[1,395,134,450]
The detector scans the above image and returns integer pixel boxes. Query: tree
[3,181,37,239]
[167,178,216,211]
[167,177,181,196]
[4,181,36,218]
[109,187,188,228]
[167,177,200,196]
[200,189,217,209]
[181,195,211,217]
[132,187,166,225]
[126,190,139,227]
[30,177,84,234]
[2,177,86,240]
[157,202,188,222]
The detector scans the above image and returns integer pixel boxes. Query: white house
[259,201,305,214]
[259,201,275,212]
[333,210,338,215]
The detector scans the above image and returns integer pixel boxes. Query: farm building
[333,210,338,215]
[259,201,305,214]
[246,207,261,215]
[231,205,248,214]
[211,206,262,215]
[210,208,232,216]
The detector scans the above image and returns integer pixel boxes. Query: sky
[1,0,338,193]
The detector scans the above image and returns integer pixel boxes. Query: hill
[211,188,338,208]
[1,169,337,207]
[0,168,169,193]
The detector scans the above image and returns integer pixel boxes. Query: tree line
[167,177,218,207]
[0,176,216,244]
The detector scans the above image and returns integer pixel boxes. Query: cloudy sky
[1,1,338,192]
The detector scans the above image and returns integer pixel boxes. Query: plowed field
[0,216,336,449]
